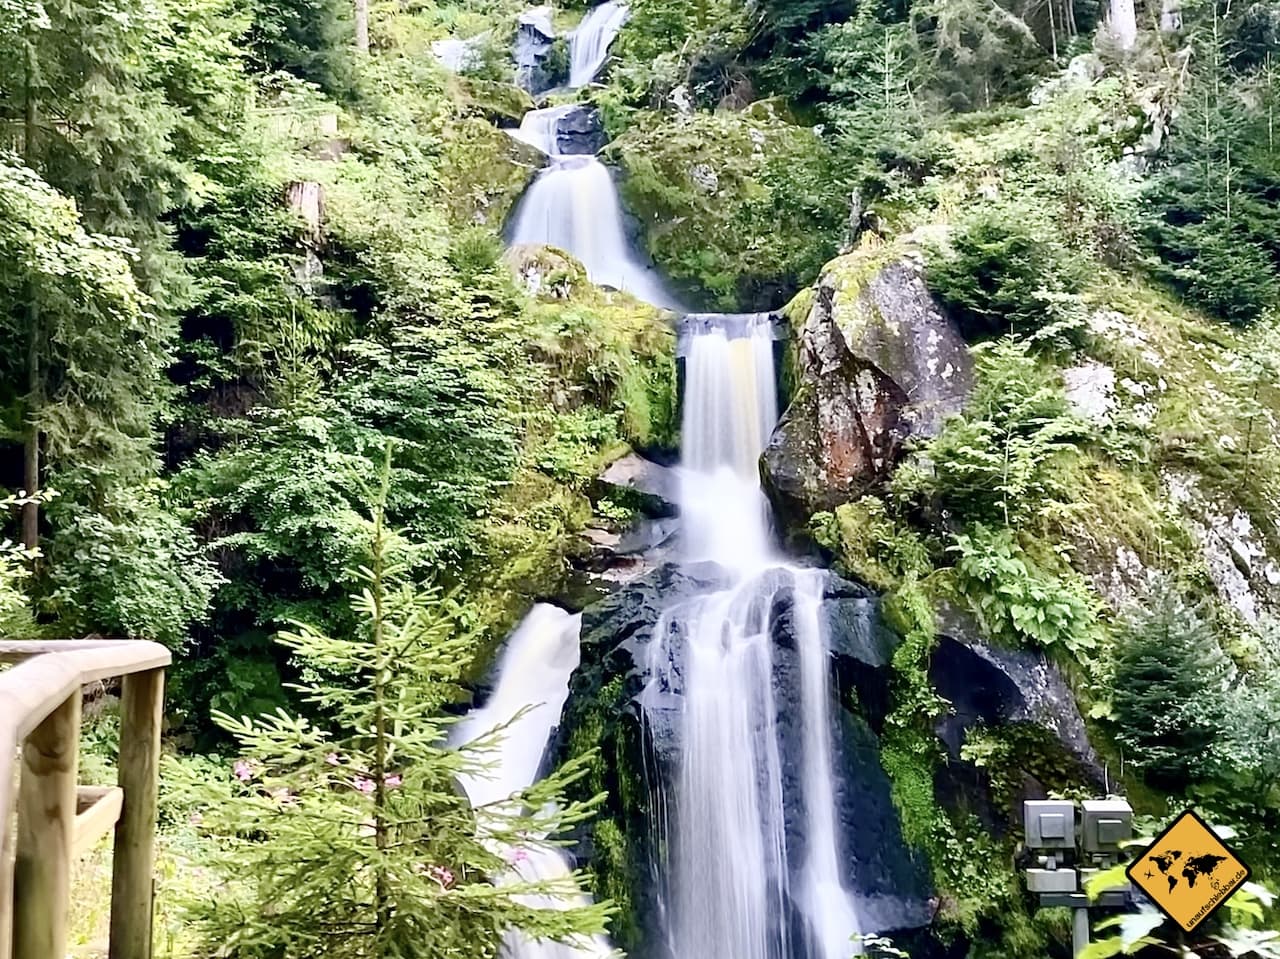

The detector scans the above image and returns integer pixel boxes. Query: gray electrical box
[1024,799,1076,850]
[1080,799,1133,854]
[1026,867,1080,894]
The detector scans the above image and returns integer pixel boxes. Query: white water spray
[646,314,862,959]
[454,605,612,959]
[568,1,631,88]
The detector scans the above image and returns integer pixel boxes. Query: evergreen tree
[1111,582,1233,788]
[193,450,612,958]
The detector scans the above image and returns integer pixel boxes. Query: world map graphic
[1147,850,1229,894]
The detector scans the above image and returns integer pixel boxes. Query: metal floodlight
[1024,799,1077,851]
[1080,798,1133,855]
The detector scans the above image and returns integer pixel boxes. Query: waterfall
[569,1,631,88]
[507,112,686,311]
[508,156,684,311]
[644,315,862,959]
[454,605,612,959]
[506,2,684,310]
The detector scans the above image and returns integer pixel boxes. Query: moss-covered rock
[609,110,849,311]
[454,76,536,126]
[762,242,973,533]
[438,117,544,228]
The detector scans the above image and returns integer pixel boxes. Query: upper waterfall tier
[568,1,630,88]
[507,153,687,311]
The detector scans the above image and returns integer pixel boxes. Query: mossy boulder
[439,117,544,227]
[456,76,536,126]
[610,111,848,311]
[762,244,973,532]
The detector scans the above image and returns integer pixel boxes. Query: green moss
[456,77,535,125]
[438,116,541,228]
[811,496,932,592]
[611,111,849,310]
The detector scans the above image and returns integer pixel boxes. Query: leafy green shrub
[42,483,222,647]
[928,206,1085,339]
[948,525,1098,657]
[810,496,932,592]
[893,338,1088,528]
[1143,212,1280,327]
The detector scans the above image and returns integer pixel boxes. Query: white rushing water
[454,605,613,959]
[508,151,685,311]
[569,1,631,88]
[646,315,861,959]
[506,3,686,311]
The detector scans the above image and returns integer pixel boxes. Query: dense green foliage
[192,464,610,957]
[3,0,1280,955]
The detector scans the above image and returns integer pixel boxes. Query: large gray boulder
[514,7,564,94]
[929,601,1103,833]
[762,250,973,529]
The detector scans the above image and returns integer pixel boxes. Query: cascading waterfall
[569,1,631,88]
[508,146,683,310]
[645,314,862,959]
[506,2,686,311]
[454,605,612,959]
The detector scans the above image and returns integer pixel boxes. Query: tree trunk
[1161,0,1182,32]
[354,0,369,53]
[21,38,40,553]
[1111,0,1138,49]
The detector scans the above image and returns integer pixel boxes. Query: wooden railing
[0,640,171,959]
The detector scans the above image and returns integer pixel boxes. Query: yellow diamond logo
[1126,809,1250,933]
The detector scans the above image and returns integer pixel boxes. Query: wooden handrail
[0,639,170,959]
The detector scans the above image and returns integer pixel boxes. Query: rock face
[552,563,935,957]
[929,602,1102,831]
[514,7,564,94]
[762,251,973,529]
[550,104,607,155]
[596,452,679,518]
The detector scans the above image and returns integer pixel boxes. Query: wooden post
[0,728,18,959]
[12,691,80,959]
[109,668,164,959]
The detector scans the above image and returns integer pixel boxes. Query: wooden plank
[71,786,124,860]
[109,668,164,959]
[0,726,18,959]
[12,691,79,959]
[0,642,170,959]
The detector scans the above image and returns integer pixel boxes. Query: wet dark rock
[762,250,973,530]
[596,453,680,518]
[551,104,607,155]
[929,603,1103,832]
[514,7,565,94]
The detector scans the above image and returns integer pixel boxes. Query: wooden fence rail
[0,640,170,959]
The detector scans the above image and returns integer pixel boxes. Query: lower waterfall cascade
[453,605,613,959]
[644,314,861,959]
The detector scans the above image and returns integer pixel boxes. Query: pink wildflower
[325,752,341,766]
[352,776,375,794]
[384,773,402,789]
[427,864,455,890]
[233,760,254,782]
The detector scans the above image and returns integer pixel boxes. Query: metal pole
[1073,906,1090,958]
